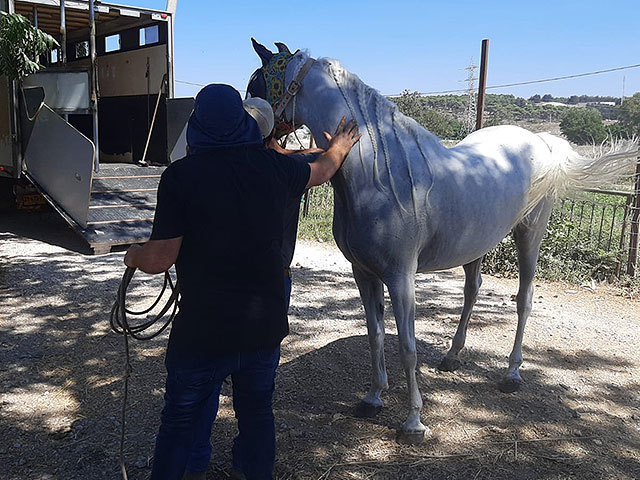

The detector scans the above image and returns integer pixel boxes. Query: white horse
[248,40,638,443]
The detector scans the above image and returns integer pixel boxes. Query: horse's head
[248,39,357,149]
[247,38,310,137]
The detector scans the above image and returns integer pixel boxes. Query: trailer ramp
[25,162,164,254]
[18,76,194,254]
[83,164,164,254]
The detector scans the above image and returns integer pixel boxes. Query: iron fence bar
[597,205,606,248]
[576,202,585,243]
[628,157,640,276]
[616,196,633,277]
[587,203,595,240]
[582,187,634,197]
[607,205,618,251]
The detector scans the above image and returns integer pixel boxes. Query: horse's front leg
[352,265,388,418]
[387,272,430,444]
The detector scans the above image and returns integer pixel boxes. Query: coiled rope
[110,267,180,479]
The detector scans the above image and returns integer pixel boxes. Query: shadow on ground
[0,214,638,479]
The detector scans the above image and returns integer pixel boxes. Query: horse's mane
[313,56,442,145]
[292,52,441,213]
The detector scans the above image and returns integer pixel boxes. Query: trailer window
[75,41,89,59]
[50,49,59,63]
[105,34,121,52]
[139,25,159,46]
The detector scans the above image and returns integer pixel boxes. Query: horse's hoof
[354,401,382,418]
[396,428,428,444]
[438,357,462,372]
[498,378,522,393]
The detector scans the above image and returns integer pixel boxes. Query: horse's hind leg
[387,272,430,444]
[438,257,483,372]
[499,198,554,393]
[352,265,388,418]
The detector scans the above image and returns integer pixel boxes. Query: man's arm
[124,237,183,274]
[306,117,361,188]
[267,136,324,156]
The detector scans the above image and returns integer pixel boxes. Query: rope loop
[110,266,180,479]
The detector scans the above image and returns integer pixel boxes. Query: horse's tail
[522,133,638,219]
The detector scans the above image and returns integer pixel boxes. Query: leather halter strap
[273,57,315,121]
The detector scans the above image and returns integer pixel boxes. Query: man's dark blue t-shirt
[150,145,310,355]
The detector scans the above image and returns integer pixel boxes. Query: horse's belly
[414,188,526,271]
[417,231,510,271]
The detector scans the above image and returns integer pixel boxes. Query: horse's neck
[296,68,440,214]
[296,72,380,186]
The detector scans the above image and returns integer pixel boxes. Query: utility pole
[475,39,489,130]
[463,59,477,136]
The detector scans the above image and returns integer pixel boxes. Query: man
[243,97,323,309]
[124,84,360,480]
[182,97,323,480]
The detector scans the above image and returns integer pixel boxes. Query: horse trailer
[1,0,192,253]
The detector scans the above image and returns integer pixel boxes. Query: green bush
[392,90,464,140]
[559,108,607,144]
[483,207,624,283]
[619,92,640,138]
[297,183,334,243]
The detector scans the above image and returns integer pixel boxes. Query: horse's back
[412,126,551,270]
[336,125,553,275]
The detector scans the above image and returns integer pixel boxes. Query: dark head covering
[187,84,263,154]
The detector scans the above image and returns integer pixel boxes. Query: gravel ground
[1,210,639,480]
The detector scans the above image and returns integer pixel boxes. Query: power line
[176,62,640,97]
[176,79,247,93]
[176,79,205,87]
[386,62,640,97]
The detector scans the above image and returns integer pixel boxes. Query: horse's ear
[274,42,292,55]
[251,38,274,67]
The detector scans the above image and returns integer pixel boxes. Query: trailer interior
[2,0,193,253]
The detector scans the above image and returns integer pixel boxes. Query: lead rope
[110,267,180,479]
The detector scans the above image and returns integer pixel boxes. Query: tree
[542,94,553,102]
[418,109,463,140]
[619,92,640,137]
[392,90,463,140]
[528,94,541,103]
[394,89,423,119]
[0,11,58,81]
[560,108,607,145]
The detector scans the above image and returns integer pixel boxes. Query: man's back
[151,146,310,354]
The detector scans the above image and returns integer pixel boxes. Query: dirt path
[0,212,639,479]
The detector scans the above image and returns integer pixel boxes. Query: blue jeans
[180,278,292,478]
[150,345,281,480]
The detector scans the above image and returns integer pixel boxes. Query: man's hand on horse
[323,116,361,157]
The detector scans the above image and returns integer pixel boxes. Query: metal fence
[300,183,640,278]
[555,188,637,277]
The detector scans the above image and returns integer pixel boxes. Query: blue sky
[129,0,639,100]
